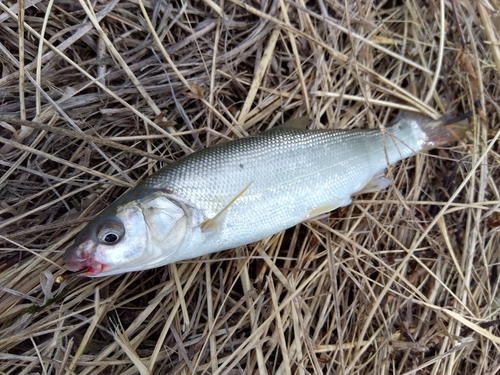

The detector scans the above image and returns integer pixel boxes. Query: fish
[63,111,470,277]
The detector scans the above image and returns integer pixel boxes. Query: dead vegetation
[0,0,499,374]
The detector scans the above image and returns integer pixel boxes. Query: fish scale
[139,127,406,226]
[63,112,469,276]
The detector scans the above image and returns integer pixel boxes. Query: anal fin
[355,175,392,195]
[305,198,352,220]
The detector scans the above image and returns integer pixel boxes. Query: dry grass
[0,0,499,374]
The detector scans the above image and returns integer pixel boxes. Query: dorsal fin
[276,117,309,130]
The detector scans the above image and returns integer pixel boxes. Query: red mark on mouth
[64,257,106,277]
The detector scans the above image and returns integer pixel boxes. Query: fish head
[63,202,148,277]
[64,192,191,277]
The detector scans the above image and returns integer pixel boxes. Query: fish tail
[412,111,472,149]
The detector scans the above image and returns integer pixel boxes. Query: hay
[0,0,499,374]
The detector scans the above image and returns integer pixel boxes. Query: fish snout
[63,240,105,276]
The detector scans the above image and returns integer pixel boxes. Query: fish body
[63,112,469,276]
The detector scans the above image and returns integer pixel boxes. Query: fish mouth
[64,258,106,277]
[63,241,107,277]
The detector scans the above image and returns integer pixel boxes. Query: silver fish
[63,112,469,276]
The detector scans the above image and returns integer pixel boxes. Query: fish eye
[103,232,119,243]
[97,222,124,244]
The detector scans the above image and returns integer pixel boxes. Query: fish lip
[63,240,107,277]
[64,258,90,272]
[64,258,107,277]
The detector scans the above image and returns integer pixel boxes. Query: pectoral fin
[200,181,253,233]
[305,198,352,220]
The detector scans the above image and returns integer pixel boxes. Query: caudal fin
[415,111,472,149]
